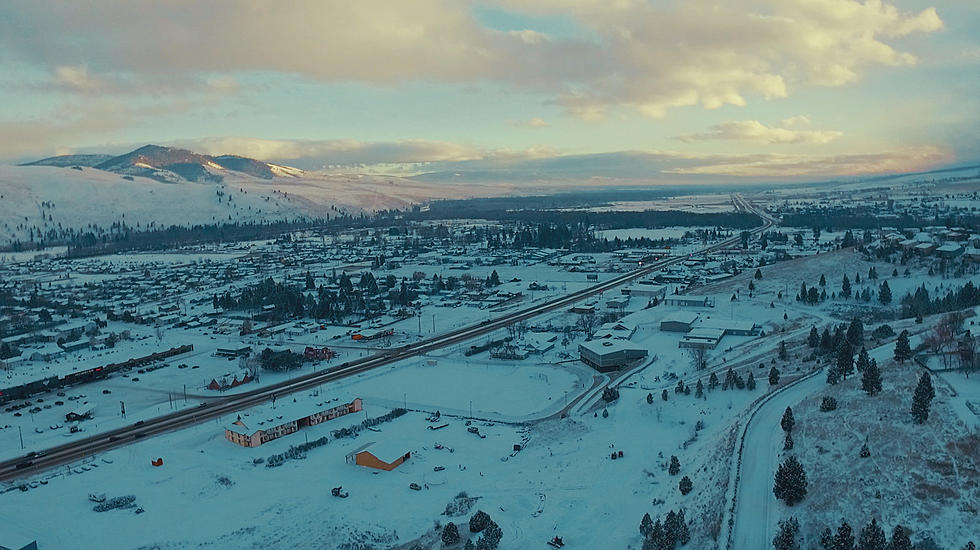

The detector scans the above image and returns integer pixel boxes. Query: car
[197,403,208,409]
[134,420,144,426]
[131,378,140,382]
[102,389,112,394]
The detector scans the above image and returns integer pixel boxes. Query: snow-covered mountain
[23,145,303,184]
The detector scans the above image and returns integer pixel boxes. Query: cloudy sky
[0,0,977,179]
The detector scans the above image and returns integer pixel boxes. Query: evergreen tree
[709,372,719,390]
[819,327,834,354]
[894,330,912,363]
[879,281,892,305]
[669,455,681,475]
[889,525,912,550]
[808,326,820,348]
[305,271,315,290]
[779,341,788,361]
[695,379,705,398]
[855,347,870,372]
[827,364,840,385]
[862,358,883,396]
[833,520,855,550]
[773,456,807,506]
[647,392,654,404]
[781,406,795,433]
[442,522,461,546]
[769,367,780,385]
[842,275,852,298]
[677,509,690,545]
[837,344,854,379]
[820,274,827,287]
[755,269,764,280]
[464,540,475,550]
[911,371,935,424]
[662,389,669,401]
[808,287,821,304]
[857,519,886,550]
[486,270,501,287]
[469,510,491,533]
[773,517,801,550]
[783,432,794,451]
[963,543,976,550]
[747,372,757,390]
[847,319,864,346]
[678,475,693,495]
[640,512,654,538]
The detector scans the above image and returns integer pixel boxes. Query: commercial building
[660,312,700,332]
[663,296,716,308]
[579,339,648,372]
[225,397,363,448]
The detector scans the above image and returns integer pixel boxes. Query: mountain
[23,145,302,184]
[23,154,114,168]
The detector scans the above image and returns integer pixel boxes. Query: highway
[0,195,775,483]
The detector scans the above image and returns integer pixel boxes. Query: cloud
[514,117,550,128]
[0,0,944,119]
[662,145,950,177]
[171,137,556,169]
[674,119,843,144]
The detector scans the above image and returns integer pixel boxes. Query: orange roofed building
[345,441,411,471]
[225,397,363,448]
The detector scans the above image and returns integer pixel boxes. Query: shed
[346,442,411,471]
[660,312,700,332]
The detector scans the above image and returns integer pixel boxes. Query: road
[0,195,775,483]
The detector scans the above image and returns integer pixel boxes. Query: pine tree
[709,372,719,390]
[855,347,870,372]
[879,281,892,305]
[911,371,935,424]
[781,407,795,432]
[464,540,475,550]
[963,543,976,550]
[647,392,654,404]
[888,526,912,550]
[640,512,654,538]
[773,456,807,506]
[677,509,690,545]
[837,344,854,379]
[755,268,764,280]
[783,432,794,451]
[842,275,852,298]
[779,341,788,361]
[820,328,833,354]
[847,319,864,347]
[469,510,491,533]
[482,521,502,549]
[833,520,855,550]
[662,389,669,401]
[669,455,681,475]
[808,326,820,348]
[827,364,840,385]
[857,519,886,550]
[894,330,912,363]
[819,274,827,287]
[769,367,780,385]
[862,358,882,396]
[773,517,801,550]
[442,522,461,546]
[678,475,693,495]
[747,372,757,390]
[695,379,705,398]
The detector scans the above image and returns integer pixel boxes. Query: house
[699,319,760,336]
[225,398,363,448]
[29,343,65,362]
[59,339,90,353]
[216,346,252,358]
[914,242,937,255]
[579,339,648,372]
[660,312,700,332]
[346,441,411,471]
[621,284,667,300]
[593,321,637,340]
[936,244,964,259]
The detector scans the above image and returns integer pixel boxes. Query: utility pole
[18,425,24,449]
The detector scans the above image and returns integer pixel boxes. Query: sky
[0,0,977,180]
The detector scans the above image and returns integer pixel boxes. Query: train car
[0,376,59,404]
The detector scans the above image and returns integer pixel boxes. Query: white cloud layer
[674,119,843,144]
[0,0,943,119]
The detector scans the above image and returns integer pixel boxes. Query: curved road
[1,195,775,483]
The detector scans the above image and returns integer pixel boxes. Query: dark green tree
[894,330,912,363]
[781,406,795,432]
[862,358,883,396]
[911,371,935,424]
[442,522,461,546]
[841,275,852,298]
[857,519,886,550]
[879,281,892,305]
[773,456,807,506]
[772,517,801,550]
[769,366,780,385]
[669,455,680,475]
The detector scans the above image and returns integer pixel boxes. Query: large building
[660,312,700,332]
[225,397,363,448]
[579,339,648,372]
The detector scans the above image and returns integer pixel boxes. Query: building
[660,312,700,332]
[936,244,964,259]
[678,328,726,349]
[225,397,363,448]
[663,296,715,308]
[699,319,760,336]
[579,339,648,372]
[216,346,252,358]
[621,284,667,300]
[593,321,637,340]
[346,441,411,471]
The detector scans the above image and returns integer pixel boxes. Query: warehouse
[346,441,412,471]
[660,312,700,332]
[579,339,648,372]
[678,328,726,349]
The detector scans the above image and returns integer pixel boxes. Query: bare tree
[688,347,708,370]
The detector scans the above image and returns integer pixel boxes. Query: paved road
[1,196,774,483]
